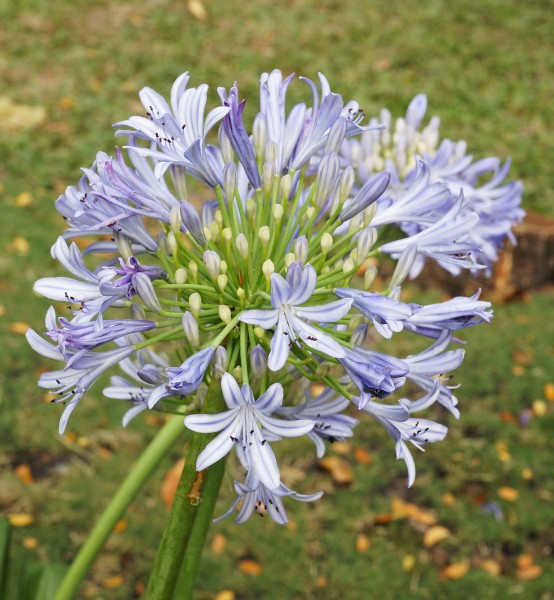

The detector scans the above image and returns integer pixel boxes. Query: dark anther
[261,439,267,446]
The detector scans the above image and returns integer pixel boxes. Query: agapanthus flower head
[29,68,512,521]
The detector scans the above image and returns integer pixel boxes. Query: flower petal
[184,409,238,433]
[196,417,241,470]
[294,298,352,323]
[221,373,246,408]
[270,273,291,308]
[254,383,284,413]
[258,414,314,438]
[268,317,291,371]
[239,309,279,329]
[292,317,346,358]
[287,264,317,306]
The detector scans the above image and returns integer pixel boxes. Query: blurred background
[1,0,553,598]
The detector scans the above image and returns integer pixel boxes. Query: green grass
[1,0,553,598]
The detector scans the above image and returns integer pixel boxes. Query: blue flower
[164,347,215,402]
[240,263,352,370]
[184,373,314,489]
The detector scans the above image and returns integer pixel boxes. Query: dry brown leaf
[23,537,38,550]
[102,575,124,589]
[214,592,235,600]
[187,0,207,20]
[441,562,469,580]
[516,554,534,569]
[480,559,501,577]
[161,458,185,508]
[238,559,263,576]
[331,441,350,455]
[15,464,33,484]
[544,383,554,402]
[498,486,519,502]
[512,349,532,365]
[0,97,46,131]
[355,534,370,553]
[9,321,30,334]
[392,498,437,525]
[353,447,372,465]
[318,456,354,485]
[8,513,33,527]
[517,564,543,580]
[423,526,450,548]
[442,492,456,507]
[315,575,328,588]
[211,533,227,555]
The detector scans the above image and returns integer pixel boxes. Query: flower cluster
[28,70,519,524]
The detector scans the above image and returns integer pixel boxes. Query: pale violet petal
[221,373,246,408]
[258,414,314,438]
[184,410,237,433]
[292,317,345,358]
[239,309,279,329]
[268,317,290,371]
[270,273,291,308]
[294,298,352,323]
[196,416,242,470]
[25,329,63,361]
[248,428,281,489]
[254,383,283,413]
[287,264,317,306]
[122,405,148,428]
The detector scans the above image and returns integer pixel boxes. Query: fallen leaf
[0,305,5,317]
[15,464,34,484]
[423,526,451,548]
[512,349,532,365]
[355,534,370,553]
[8,513,33,527]
[392,498,437,525]
[521,467,533,480]
[214,592,235,600]
[113,519,128,533]
[517,564,543,581]
[211,533,227,555]
[516,554,534,569]
[532,399,547,417]
[373,513,394,525]
[286,520,297,533]
[59,97,74,110]
[23,537,38,550]
[545,383,554,402]
[402,555,416,572]
[441,562,469,580]
[8,236,31,255]
[511,365,525,377]
[498,487,518,502]
[331,441,350,455]
[187,0,207,20]
[10,321,30,334]
[495,440,511,462]
[318,456,354,485]
[238,560,263,576]
[353,447,372,465]
[442,492,456,507]
[315,575,328,588]
[102,575,124,589]
[480,559,501,577]
[161,458,185,508]
[14,192,33,207]
[0,96,46,131]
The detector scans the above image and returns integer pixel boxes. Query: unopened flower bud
[219,127,234,164]
[265,140,278,163]
[325,117,347,154]
[156,232,170,255]
[253,113,267,159]
[364,265,378,289]
[350,323,368,346]
[217,274,228,292]
[180,201,206,246]
[167,231,178,256]
[262,260,274,280]
[388,285,402,301]
[169,205,182,232]
[209,221,219,242]
[220,260,228,274]
[348,214,363,235]
[182,311,200,346]
[390,244,417,288]
[138,364,166,385]
[315,362,330,378]
[235,233,249,259]
[203,226,212,243]
[236,287,245,300]
[175,268,187,284]
[321,233,333,254]
[223,162,236,202]
[263,160,275,195]
[285,253,296,269]
[203,250,221,279]
[245,197,256,219]
[343,257,355,273]
[189,261,198,279]
[279,174,292,201]
[356,227,378,261]
[315,151,339,208]
[258,226,270,245]
[231,365,242,382]
[339,171,390,223]
[273,203,284,223]
[130,303,146,320]
[215,210,223,227]
[222,227,233,243]
[305,207,315,222]
[363,202,378,226]
[189,292,201,318]
[114,232,133,261]
[250,345,267,378]
[253,327,265,340]
[214,346,228,378]
[294,235,309,264]
[338,165,355,204]
[132,272,161,313]
[218,304,232,324]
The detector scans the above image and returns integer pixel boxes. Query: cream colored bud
[114,232,132,261]
[189,261,198,278]
[348,214,363,235]
[222,227,233,243]
[343,257,355,273]
[273,203,284,224]
[235,233,249,259]
[285,253,296,269]
[215,210,223,227]
[279,174,292,201]
[203,226,212,243]
[231,366,242,382]
[364,265,378,289]
[253,326,265,340]
[253,113,267,159]
[163,229,176,253]
[203,250,221,279]
[263,160,276,195]
[294,235,308,264]
[258,226,271,245]
[182,312,200,346]
[349,249,359,264]
[237,287,246,299]
[218,304,232,324]
[265,140,278,163]
[338,165,355,204]
[217,274,228,292]
[218,128,234,164]
[315,362,331,378]
[169,205,182,232]
[262,259,274,281]
[305,207,315,222]
[189,292,201,318]
[321,233,333,254]
[209,220,219,242]
[175,268,187,284]
[245,197,256,219]
[220,260,228,274]
[363,202,378,226]
[321,265,330,274]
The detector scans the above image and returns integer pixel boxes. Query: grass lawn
[1,0,553,598]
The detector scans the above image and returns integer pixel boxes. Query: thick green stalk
[53,415,186,600]
[173,455,228,599]
[145,381,226,600]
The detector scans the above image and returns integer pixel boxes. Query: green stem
[53,416,186,600]
[173,455,228,599]
[144,381,226,600]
